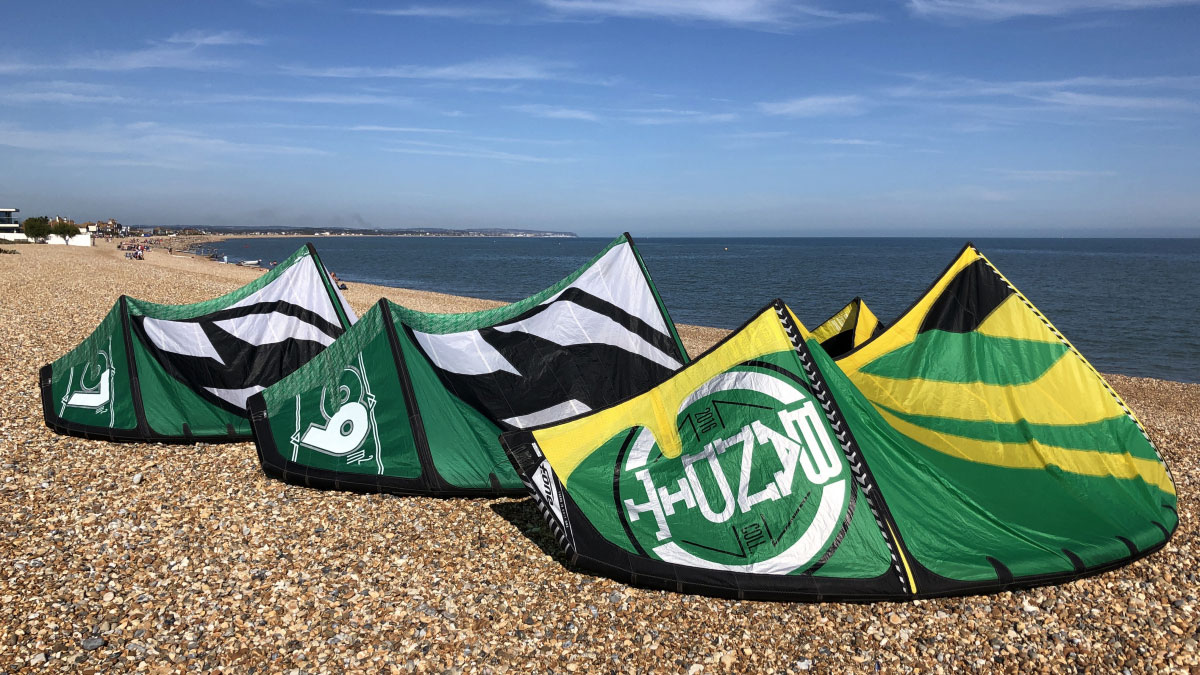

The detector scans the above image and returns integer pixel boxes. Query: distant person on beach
[331,272,348,291]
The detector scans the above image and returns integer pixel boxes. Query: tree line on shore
[21,216,79,242]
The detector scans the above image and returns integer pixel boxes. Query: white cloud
[758,95,868,116]
[814,137,886,145]
[0,121,326,169]
[163,30,265,46]
[989,168,1118,181]
[907,0,1200,20]
[509,104,601,121]
[385,139,568,163]
[353,5,504,19]
[1034,90,1200,111]
[193,93,413,106]
[538,0,878,28]
[3,81,129,105]
[283,57,574,81]
[620,108,738,124]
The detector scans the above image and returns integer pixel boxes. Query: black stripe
[163,300,344,340]
[918,258,1014,334]
[496,287,680,361]
[120,296,151,436]
[382,301,445,494]
[1061,549,1086,573]
[613,428,650,557]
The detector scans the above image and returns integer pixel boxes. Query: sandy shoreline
[0,243,1195,672]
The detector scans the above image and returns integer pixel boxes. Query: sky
[1,0,1198,236]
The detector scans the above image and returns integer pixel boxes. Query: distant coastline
[142,226,577,240]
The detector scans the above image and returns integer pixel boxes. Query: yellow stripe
[851,347,1126,426]
[533,308,794,485]
[811,300,854,343]
[975,294,1061,343]
[876,408,1175,495]
[885,521,917,594]
[838,247,981,371]
[978,254,1156,441]
[852,301,881,347]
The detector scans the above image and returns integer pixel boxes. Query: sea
[207,236,1200,384]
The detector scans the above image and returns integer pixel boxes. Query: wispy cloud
[352,5,506,20]
[989,168,1117,180]
[163,30,266,46]
[758,95,868,117]
[884,72,1200,121]
[3,81,130,105]
[907,0,1200,21]
[0,30,264,74]
[813,137,886,145]
[283,57,578,82]
[384,139,569,163]
[537,0,878,29]
[0,122,326,169]
[508,103,601,121]
[192,92,413,106]
[620,107,737,124]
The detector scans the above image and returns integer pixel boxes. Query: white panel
[545,243,670,337]
[650,480,846,574]
[502,399,591,429]
[142,317,226,365]
[413,329,520,376]
[229,255,341,327]
[493,302,682,371]
[214,311,337,347]
[203,385,264,410]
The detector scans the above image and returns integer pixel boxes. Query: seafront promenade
[1,243,1196,671]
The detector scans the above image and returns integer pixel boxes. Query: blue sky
[2,0,1198,236]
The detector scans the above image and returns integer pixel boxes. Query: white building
[0,208,26,242]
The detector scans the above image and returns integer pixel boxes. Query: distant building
[0,208,26,242]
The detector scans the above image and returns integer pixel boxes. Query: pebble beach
[1,242,1196,673]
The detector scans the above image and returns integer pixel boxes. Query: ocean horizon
[207,236,1200,384]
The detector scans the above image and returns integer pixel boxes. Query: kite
[40,244,355,443]
[500,245,1176,601]
[811,297,884,358]
[248,233,688,496]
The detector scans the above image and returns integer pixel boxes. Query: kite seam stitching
[775,304,910,594]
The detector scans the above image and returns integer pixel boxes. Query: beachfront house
[0,208,26,242]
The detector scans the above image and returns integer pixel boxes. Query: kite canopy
[811,297,884,358]
[501,246,1176,602]
[40,244,356,443]
[248,233,688,497]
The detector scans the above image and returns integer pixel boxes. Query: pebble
[0,243,1196,672]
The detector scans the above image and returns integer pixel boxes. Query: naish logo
[618,366,850,574]
[59,339,117,428]
[290,353,382,472]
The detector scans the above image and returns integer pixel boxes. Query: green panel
[133,339,248,437]
[48,304,138,432]
[563,350,895,577]
[125,246,313,320]
[877,404,1163,462]
[814,340,1177,583]
[393,317,521,490]
[859,331,1069,385]
[260,305,421,478]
